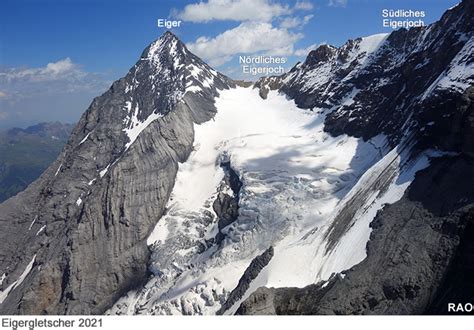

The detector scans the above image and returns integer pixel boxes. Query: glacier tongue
[109,86,414,315]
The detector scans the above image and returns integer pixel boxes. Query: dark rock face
[213,193,239,231]
[212,161,242,244]
[240,0,474,315]
[305,45,337,67]
[426,205,474,314]
[0,32,234,314]
[218,246,274,314]
[253,76,284,100]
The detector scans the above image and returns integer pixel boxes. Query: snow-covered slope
[109,85,441,315]
[0,255,36,304]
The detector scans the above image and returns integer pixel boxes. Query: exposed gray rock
[218,246,274,315]
[212,160,242,244]
[213,193,239,231]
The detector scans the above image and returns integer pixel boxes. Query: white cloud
[328,0,347,7]
[187,22,303,66]
[265,44,295,56]
[176,0,317,70]
[303,14,314,24]
[208,56,234,67]
[0,58,110,102]
[280,14,313,29]
[1,58,84,83]
[0,59,112,128]
[294,43,319,56]
[280,17,300,29]
[295,1,314,10]
[42,58,76,76]
[175,0,290,23]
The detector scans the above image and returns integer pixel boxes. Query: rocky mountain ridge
[256,0,473,151]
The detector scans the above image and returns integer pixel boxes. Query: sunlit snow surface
[110,87,431,315]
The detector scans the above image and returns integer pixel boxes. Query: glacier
[108,85,439,315]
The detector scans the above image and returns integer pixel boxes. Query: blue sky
[0,0,459,128]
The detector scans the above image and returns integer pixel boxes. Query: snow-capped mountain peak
[143,31,187,70]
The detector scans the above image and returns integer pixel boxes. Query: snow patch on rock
[0,255,36,304]
[28,216,37,231]
[78,132,91,145]
[35,225,46,236]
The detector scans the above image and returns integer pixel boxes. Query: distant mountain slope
[0,122,73,202]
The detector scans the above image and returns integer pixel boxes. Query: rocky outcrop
[426,202,474,314]
[253,76,284,99]
[218,246,274,314]
[0,32,234,314]
[212,160,243,244]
